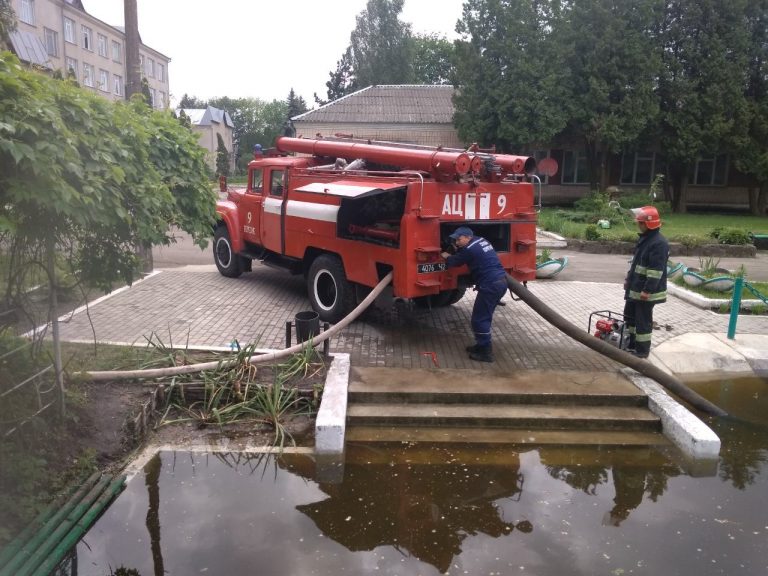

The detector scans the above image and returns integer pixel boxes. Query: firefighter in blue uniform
[624,206,669,358]
[441,227,507,363]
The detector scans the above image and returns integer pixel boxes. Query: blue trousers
[471,278,507,346]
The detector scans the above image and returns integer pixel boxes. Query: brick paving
[52,265,768,372]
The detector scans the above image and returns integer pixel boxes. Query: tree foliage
[286,88,308,119]
[216,133,230,178]
[453,0,570,152]
[412,33,455,85]
[0,53,216,292]
[561,0,660,190]
[350,0,413,87]
[0,0,16,49]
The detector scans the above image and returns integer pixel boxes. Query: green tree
[561,0,661,190]
[179,93,208,109]
[350,0,413,87]
[140,76,152,105]
[315,46,357,105]
[411,33,455,85]
[286,88,308,119]
[656,0,751,212]
[735,0,768,215]
[215,133,230,177]
[0,0,16,49]
[452,0,570,151]
[0,53,215,293]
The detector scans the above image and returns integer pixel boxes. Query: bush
[585,225,602,241]
[709,227,752,245]
[675,234,704,248]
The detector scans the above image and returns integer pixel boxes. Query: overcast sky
[84,0,466,107]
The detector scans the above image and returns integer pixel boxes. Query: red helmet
[631,206,661,229]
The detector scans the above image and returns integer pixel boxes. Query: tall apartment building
[9,0,170,109]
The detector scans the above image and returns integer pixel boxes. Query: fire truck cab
[214,136,542,323]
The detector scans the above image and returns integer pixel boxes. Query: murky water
[72,377,768,576]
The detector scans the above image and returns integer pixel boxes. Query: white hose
[81,271,394,382]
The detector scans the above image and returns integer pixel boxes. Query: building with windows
[295,85,753,210]
[178,106,235,174]
[9,0,170,109]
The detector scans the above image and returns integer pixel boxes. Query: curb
[624,370,720,460]
[315,353,350,454]
[668,283,766,311]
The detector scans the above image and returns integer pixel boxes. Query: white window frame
[149,87,156,107]
[82,62,94,87]
[97,33,108,57]
[621,151,661,185]
[111,40,122,63]
[147,58,155,78]
[81,25,92,51]
[157,63,165,82]
[63,17,75,44]
[113,74,123,96]
[561,150,590,185]
[19,0,35,25]
[98,69,109,92]
[159,91,166,109]
[44,28,58,57]
[693,154,729,186]
[65,57,77,77]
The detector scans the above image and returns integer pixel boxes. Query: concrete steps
[346,367,667,446]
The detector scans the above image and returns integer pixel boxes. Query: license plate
[417,263,446,274]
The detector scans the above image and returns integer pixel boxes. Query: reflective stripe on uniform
[629,290,667,301]
[635,265,647,275]
[646,269,663,279]
[636,332,652,342]
[626,326,636,334]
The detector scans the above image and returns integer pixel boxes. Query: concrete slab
[714,334,768,377]
[652,333,755,377]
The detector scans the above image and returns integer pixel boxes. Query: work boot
[469,345,494,363]
[466,343,481,353]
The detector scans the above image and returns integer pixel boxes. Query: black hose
[505,274,728,417]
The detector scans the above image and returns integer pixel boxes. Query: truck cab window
[270,170,285,197]
[249,169,263,193]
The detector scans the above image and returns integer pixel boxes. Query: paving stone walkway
[50,266,768,372]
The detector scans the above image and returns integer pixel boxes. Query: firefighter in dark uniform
[441,227,507,363]
[624,206,669,358]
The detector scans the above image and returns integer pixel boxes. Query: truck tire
[307,254,355,323]
[214,226,243,278]
[445,287,467,305]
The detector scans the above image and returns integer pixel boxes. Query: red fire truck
[213,136,543,322]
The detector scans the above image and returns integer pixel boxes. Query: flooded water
[71,377,768,576]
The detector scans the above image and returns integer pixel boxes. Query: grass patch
[539,208,768,243]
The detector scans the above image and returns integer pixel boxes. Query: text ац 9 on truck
[213,136,546,323]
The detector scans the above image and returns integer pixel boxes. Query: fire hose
[504,274,728,417]
[80,271,395,382]
[81,269,727,418]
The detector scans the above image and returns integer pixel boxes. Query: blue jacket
[446,236,506,288]
[625,228,669,303]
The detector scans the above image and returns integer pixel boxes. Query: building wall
[193,122,234,173]
[13,0,170,109]
[294,122,464,149]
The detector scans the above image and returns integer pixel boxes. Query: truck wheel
[307,255,355,323]
[214,226,243,278]
[445,287,467,305]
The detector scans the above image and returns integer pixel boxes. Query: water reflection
[288,447,528,573]
[72,381,768,576]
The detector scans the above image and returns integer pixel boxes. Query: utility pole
[124,0,140,99]
[123,0,153,272]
